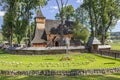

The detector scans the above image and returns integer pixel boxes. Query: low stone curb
[0,68,120,76]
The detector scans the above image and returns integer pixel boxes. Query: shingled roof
[45,19,73,34]
[87,37,101,46]
[36,9,45,18]
[31,30,47,44]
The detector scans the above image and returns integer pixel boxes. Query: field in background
[110,40,120,50]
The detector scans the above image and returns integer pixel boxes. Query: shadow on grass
[0,50,8,54]
[43,59,54,60]
[0,74,120,80]
[113,73,120,76]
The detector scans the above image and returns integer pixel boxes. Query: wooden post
[115,53,117,59]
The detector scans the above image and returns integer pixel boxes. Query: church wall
[36,18,45,23]
[64,34,73,40]
[47,34,73,41]
[32,43,47,47]
[47,34,55,40]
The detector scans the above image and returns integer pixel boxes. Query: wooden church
[31,9,81,47]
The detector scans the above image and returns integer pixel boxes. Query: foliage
[1,0,18,46]
[55,0,69,46]
[80,0,120,44]
[14,20,27,44]
[75,6,89,26]
[1,0,49,45]
[73,20,89,43]
[111,32,120,40]
[55,5,74,21]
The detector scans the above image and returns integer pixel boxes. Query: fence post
[115,53,117,59]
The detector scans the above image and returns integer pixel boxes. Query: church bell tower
[31,9,47,47]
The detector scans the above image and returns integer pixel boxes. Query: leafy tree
[75,6,90,31]
[18,0,49,46]
[1,0,18,46]
[2,13,11,41]
[1,0,49,46]
[73,20,89,44]
[80,0,120,44]
[55,5,74,21]
[14,20,27,44]
[55,0,69,46]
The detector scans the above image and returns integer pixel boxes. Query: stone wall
[10,49,87,55]
[8,46,87,55]
[0,68,120,76]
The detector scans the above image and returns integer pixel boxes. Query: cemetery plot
[0,52,120,71]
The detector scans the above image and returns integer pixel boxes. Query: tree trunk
[9,26,13,47]
[88,7,94,37]
[17,36,21,44]
[101,29,105,45]
[60,17,64,46]
[27,8,31,47]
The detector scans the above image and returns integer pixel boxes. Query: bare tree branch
[56,0,61,12]
[65,0,68,7]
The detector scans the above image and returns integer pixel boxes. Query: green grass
[0,73,120,80]
[0,50,120,71]
[110,41,120,50]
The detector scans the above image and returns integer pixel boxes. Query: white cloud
[0,11,5,16]
[117,20,120,23]
[48,6,58,13]
[112,20,120,32]
[76,0,81,3]
[50,6,58,10]
[53,6,58,10]
[76,0,83,4]
[116,20,120,27]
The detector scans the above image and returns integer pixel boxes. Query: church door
[55,41,59,46]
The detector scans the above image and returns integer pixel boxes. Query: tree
[1,0,49,46]
[14,20,27,44]
[18,0,49,46]
[73,20,89,44]
[2,13,12,42]
[55,0,69,46]
[55,5,74,21]
[1,0,18,46]
[81,0,120,44]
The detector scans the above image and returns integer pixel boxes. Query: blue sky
[0,0,120,32]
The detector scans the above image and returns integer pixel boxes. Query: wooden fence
[96,50,120,59]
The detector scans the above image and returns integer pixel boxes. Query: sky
[0,0,120,32]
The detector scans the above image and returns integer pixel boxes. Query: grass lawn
[0,50,120,71]
[0,73,120,80]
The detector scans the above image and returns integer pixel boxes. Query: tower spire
[36,8,45,18]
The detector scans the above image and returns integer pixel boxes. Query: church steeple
[31,8,47,47]
[36,8,45,18]
[35,8,46,23]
